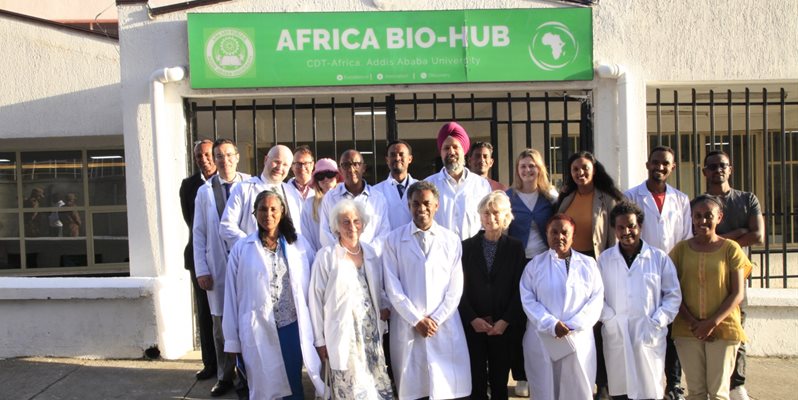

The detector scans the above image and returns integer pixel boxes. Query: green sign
[187,9,593,89]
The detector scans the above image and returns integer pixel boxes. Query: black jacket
[179,172,205,270]
[459,231,526,328]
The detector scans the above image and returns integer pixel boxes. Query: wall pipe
[150,66,186,276]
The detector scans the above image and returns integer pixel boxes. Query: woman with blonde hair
[460,191,527,400]
[505,148,557,396]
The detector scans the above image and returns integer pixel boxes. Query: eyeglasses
[314,171,337,181]
[340,161,363,169]
[704,162,730,171]
[292,161,313,168]
[214,152,238,160]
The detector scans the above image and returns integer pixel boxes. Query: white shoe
[514,380,529,397]
[730,385,750,400]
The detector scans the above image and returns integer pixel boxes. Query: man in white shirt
[425,122,491,240]
[373,140,418,230]
[285,145,315,214]
[624,145,691,400]
[219,144,297,249]
[318,149,391,251]
[193,138,250,397]
[383,180,471,400]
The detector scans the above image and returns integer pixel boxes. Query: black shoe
[666,386,686,400]
[211,380,234,397]
[195,366,216,380]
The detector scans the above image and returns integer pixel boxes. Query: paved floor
[0,352,794,399]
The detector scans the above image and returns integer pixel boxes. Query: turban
[436,122,470,153]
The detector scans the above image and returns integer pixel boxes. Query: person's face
[570,157,594,188]
[291,152,314,184]
[441,136,465,172]
[265,149,293,183]
[214,143,240,176]
[410,189,439,230]
[547,219,574,256]
[702,154,732,185]
[691,201,723,237]
[614,213,641,252]
[517,156,539,186]
[469,147,494,175]
[386,143,413,176]
[65,194,77,206]
[194,142,215,176]
[255,196,283,233]
[314,170,338,194]
[646,150,675,184]
[480,204,504,234]
[339,151,365,187]
[337,208,363,244]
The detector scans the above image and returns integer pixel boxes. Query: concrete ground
[0,352,794,400]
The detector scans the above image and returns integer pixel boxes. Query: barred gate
[185,90,592,193]
[647,85,798,288]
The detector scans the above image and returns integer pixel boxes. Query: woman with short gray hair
[308,199,393,399]
[459,190,527,400]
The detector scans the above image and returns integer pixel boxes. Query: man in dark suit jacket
[179,139,218,380]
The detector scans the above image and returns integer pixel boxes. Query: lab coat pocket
[642,318,665,347]
[601,315,624,350]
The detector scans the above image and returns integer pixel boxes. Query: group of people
[179,121,762,400]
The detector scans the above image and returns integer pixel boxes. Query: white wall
[0,14,121,139]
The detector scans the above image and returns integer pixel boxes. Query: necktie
[417,230,429,257]
[223,183,231,199]
[397,183,405,198]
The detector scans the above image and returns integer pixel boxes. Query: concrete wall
[745,289,798,357]
[0,13,121,138]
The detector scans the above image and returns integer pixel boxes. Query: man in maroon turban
[423,121,491,240]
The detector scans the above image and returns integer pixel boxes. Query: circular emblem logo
[528,22,579,71]
[205,29,254,78]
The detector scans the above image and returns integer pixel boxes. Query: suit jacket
[179,172,205,270]
[459,231,526,328]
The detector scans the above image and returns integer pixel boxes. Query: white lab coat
[299,194,322,255]
[308,242,388,370]
[192,173,249,315]
[284,178,309,230]
[597,242,682,399]
[372,174,418,230]
[424,168,491,240]
[382,222,471,400]
[624,182,692,253]
[317,183,391,253]
[520,249,604,400]
[222,233,324,400]
[219,174,301,250]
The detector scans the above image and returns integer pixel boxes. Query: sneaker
[665,386,685,400]
[514,380,529,397]
[730,385,750,400]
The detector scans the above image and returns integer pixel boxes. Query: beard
[444,157,464,175]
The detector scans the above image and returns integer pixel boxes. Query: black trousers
[594,322,607,388]
[465,327,514,400]
[730,309,747,388]
[664,323,682,389]
[189,267,217,369]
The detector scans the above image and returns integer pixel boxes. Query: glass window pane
[24,239,87,268]
[21,151,84,209]
[93,212,129,264]
[0,213,20,238]
[0,239,21,269]
[0,153,17,208]
[88,149,126,206]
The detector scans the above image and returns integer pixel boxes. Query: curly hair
[609,200,645,227]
